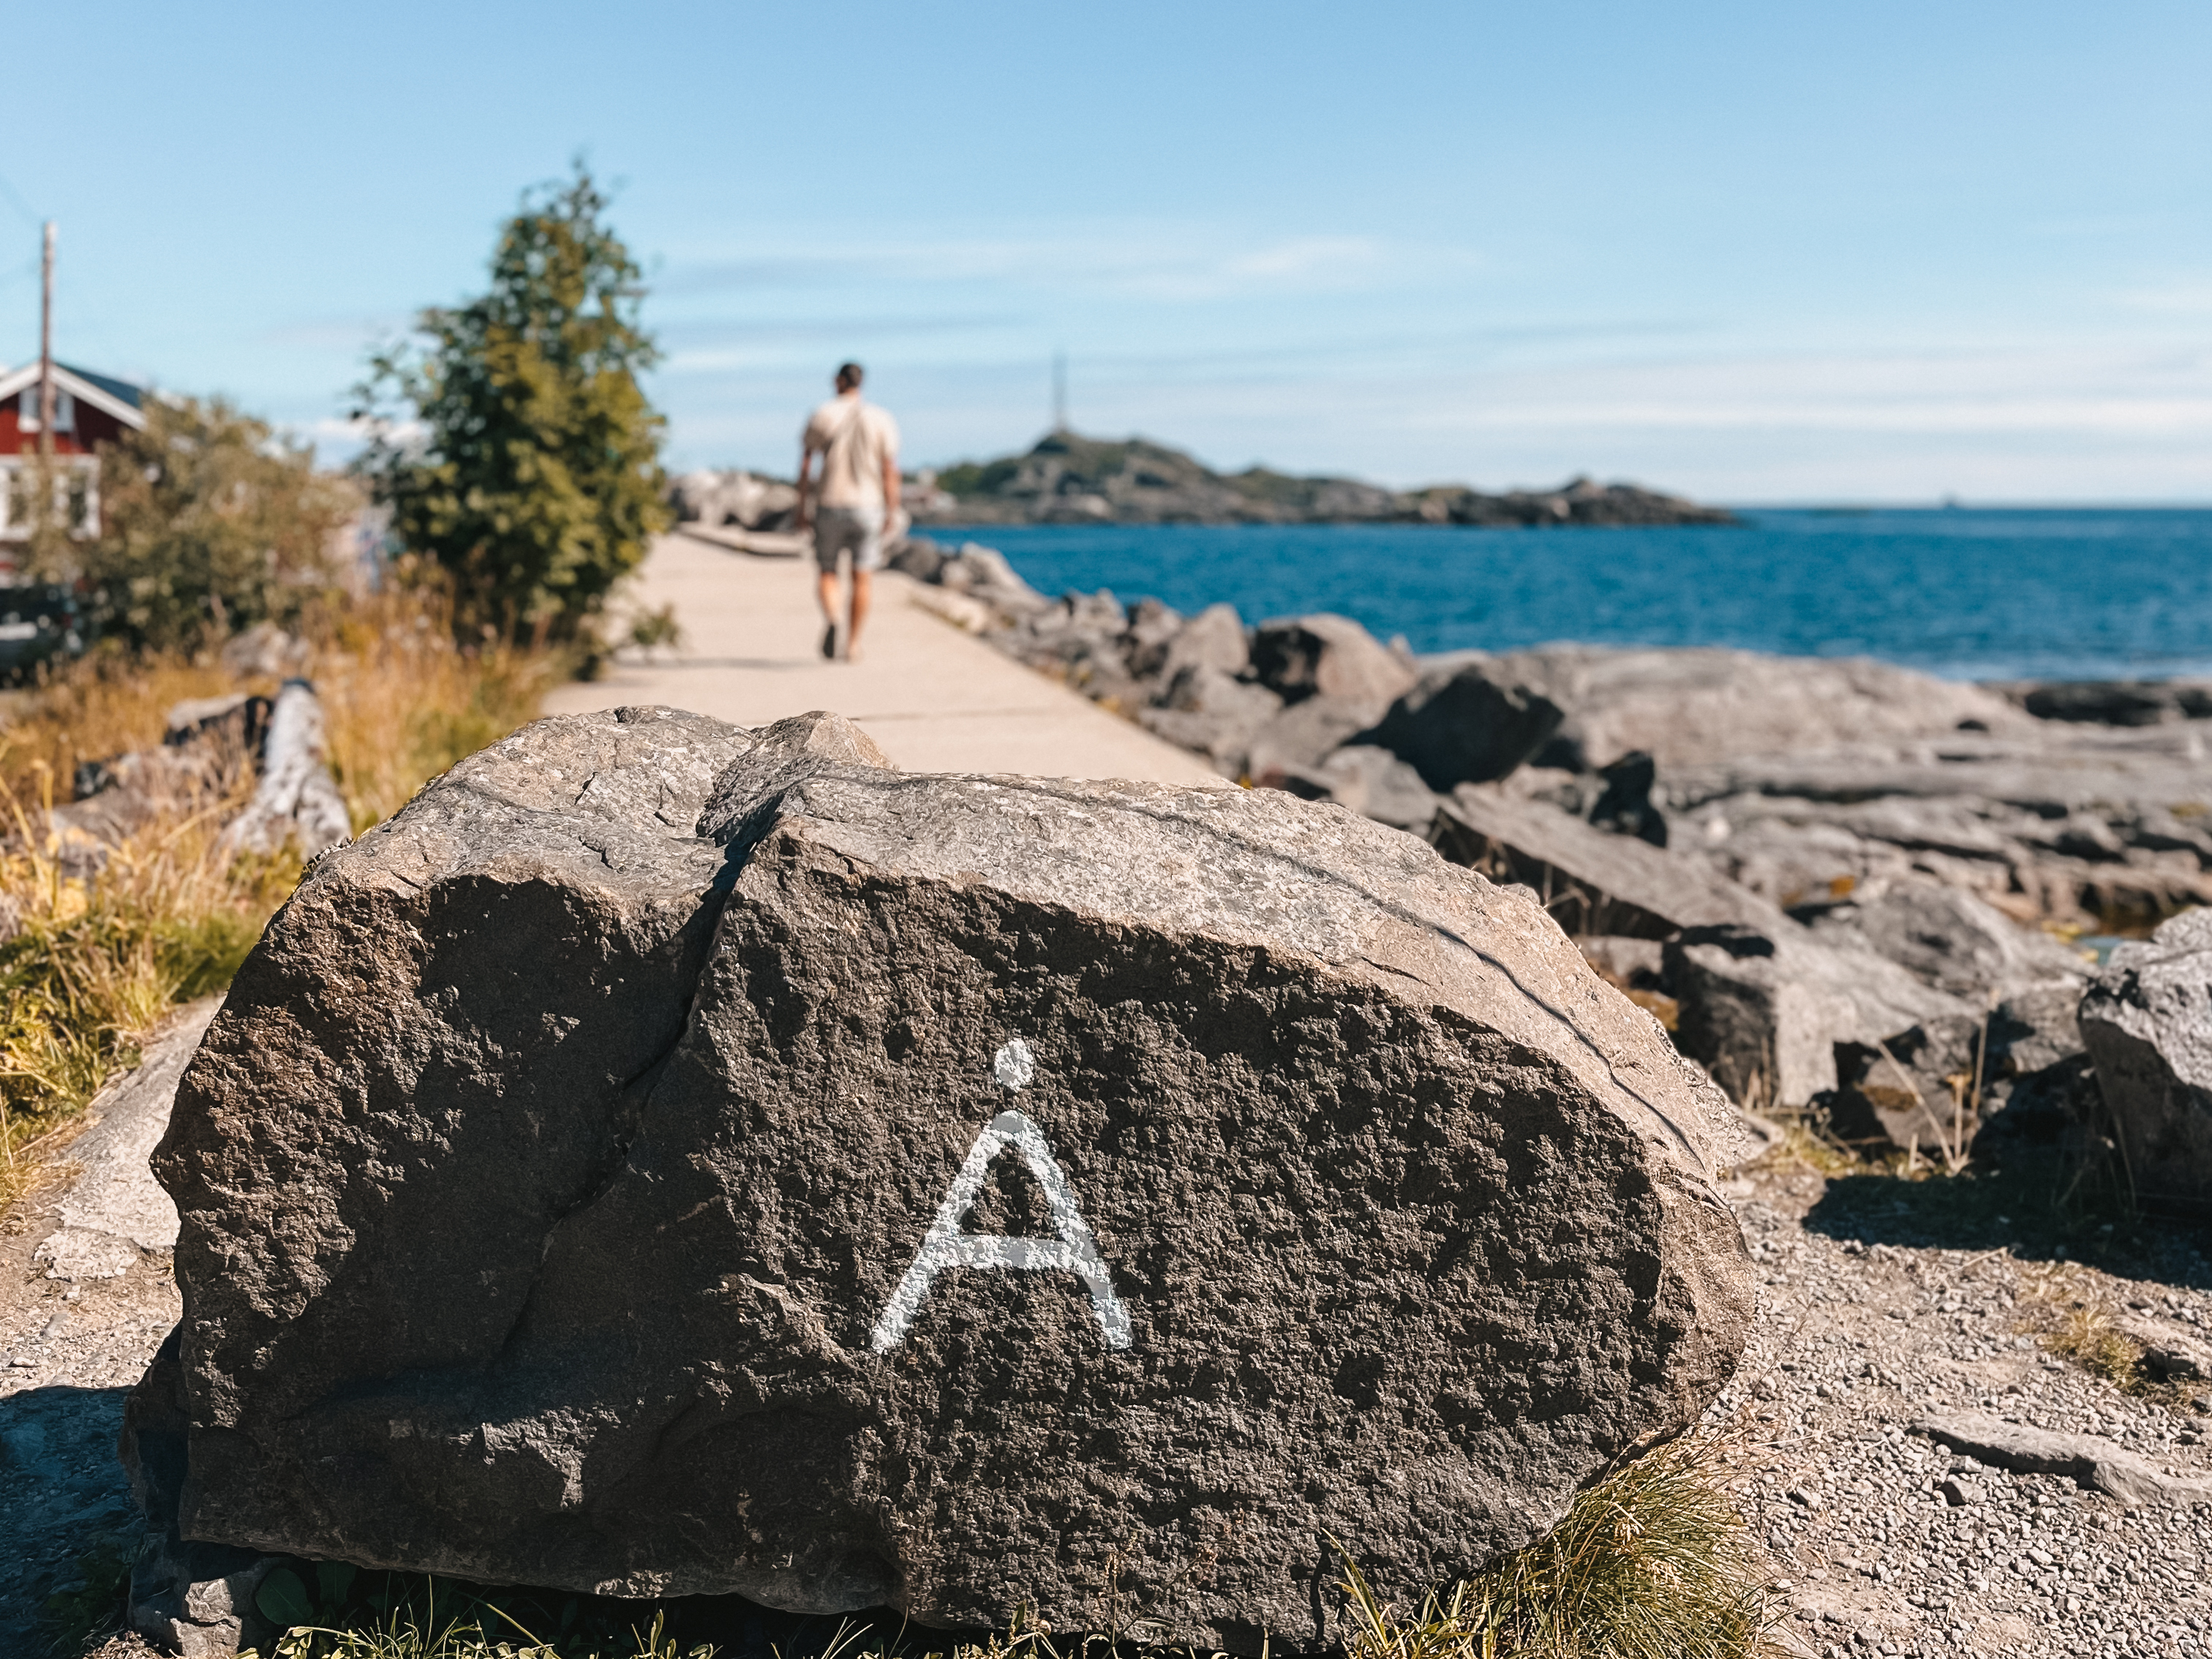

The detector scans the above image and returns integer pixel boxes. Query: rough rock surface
[1248,613,1415,709]
[1805,881,2087,1002]
[1453,646,2031,773]
[1663,927,1965,1111]
[1358,664,1565,793]
[2080,909,2212,1215]
[1913,1410,2212,1506]
[150,704,1753,1653]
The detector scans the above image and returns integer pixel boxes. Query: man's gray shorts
[813,505,886,573]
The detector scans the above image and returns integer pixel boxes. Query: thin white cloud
[2118,280,2212,316]
[655,227,1477,307]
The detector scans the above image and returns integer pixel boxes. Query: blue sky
[5,1,2209,501]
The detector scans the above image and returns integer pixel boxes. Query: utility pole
[1052,350,1067,433]
[38,219,54,464]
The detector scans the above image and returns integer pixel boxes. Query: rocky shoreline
[888,527,2212,1186]
[670,429,1734,530]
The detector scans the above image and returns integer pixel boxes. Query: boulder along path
[10,1064,2211,1657]
[4,530,2211,1655]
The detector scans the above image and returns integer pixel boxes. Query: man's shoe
[820,622,837,660]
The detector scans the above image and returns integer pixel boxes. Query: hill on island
[919,430,1733,527]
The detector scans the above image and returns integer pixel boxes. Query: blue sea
[936,508,2212,683]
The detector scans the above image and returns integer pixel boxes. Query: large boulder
[1248,613,1414,708]
[1359,664,1565,792]
[2080,908,2212,1215]
[1805,879,2086,1001]
[1453,644,2028,772]
[1426,788,1968,1110]
[1137,601,1247,685]
[149,706,1753,1653]
[1137,663,1282,777]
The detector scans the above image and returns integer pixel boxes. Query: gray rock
[1663,927,1966,1112]
[669,468,800,531]
[936,543,1051,619]
[34,998,219,1282]
[1429,785,1787,940]
[1143,601,1246,685]
[1663,727,2212,929]
[1587,751,1666,847]
[1358,663,1565,792]
[1243,691,1396,786]
[998,592,1143,707]
[2116,1313,2212,1381]
[1275,745,1440,832]
[1249,614,1414,708]
[1806,879,2085,1001]
[1117,597,1185,680]
[219,680,351,858]
[123,1328,283,1658]
[2080,908,2212,1214]
[1913,1410,2212,1505]
[1137,664,1282,777]
[1830,1015,1990,1155]
[2001,679,2212,726]
[1456,644,2028,772]
[150,704,1753,1653]
[1987,978,2090,1077]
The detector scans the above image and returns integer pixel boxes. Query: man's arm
[881,440,900,521]
[795,448,815,531]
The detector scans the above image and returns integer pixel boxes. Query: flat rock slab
[151,705,1753,1653]
[1912,1410,2212,1507]
[34,998,219,1282]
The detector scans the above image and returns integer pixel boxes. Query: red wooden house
[0,361,146,568]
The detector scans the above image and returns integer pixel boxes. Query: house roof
[0,361,148,430]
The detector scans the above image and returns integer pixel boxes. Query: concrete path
[546,533,1224,784]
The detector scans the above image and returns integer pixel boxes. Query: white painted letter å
[869,1107,1132,1354]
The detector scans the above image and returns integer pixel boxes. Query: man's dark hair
[835,361,864,390]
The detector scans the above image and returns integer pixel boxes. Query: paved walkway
[546,532,1224,784]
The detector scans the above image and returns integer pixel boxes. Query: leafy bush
[356,165,670,644]
[65,393,358,653]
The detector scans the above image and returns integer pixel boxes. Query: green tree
[356,165,669,643]
[78,394,353,652]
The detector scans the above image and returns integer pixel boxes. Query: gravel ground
[1719,1154,2212,1659]
[0,1173,181,1655]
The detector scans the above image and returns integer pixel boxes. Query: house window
[15,386,77,432]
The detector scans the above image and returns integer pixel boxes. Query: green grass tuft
[1339,1437,1775,1659]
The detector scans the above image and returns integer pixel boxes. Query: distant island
[914,429,1734,527]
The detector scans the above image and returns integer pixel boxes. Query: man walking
[795,362,901,662]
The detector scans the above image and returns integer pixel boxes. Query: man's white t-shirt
[802,396,900,511]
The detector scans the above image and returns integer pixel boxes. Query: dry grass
[0,582,552,1214]
[2014,1261,2154,1392]
[1338,1436,1776,1659]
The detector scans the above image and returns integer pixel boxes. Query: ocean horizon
[926,508,2212,685]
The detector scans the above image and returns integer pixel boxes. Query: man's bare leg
[846,571,873,661]
[816,568,842,658]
